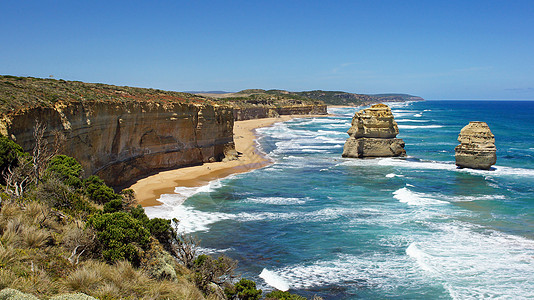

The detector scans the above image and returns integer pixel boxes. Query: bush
[83,176,120,204]
[86,212,150,265]
[0,136,25,177]
[103,199,123,213]
[225,278,262,300]
[192,254,237,294]
[265,290,307,300]
[46,155,83,188]
[128,205,149,225]
[147,218,172,246]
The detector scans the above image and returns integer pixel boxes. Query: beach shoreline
[129,114,327,207]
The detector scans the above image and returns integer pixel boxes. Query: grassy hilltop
[197,89,423,107]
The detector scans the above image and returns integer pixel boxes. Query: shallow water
[146,101,534,299]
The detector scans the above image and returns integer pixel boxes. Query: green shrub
[0,135,25,184]
[128,205,149,225]
[83,176,120,204]
[46,155,83,188]
[225,278,262,300]
[147,218,172,245]
[103,199,123,213]
[265,290,307,300]
[87,212,150,265]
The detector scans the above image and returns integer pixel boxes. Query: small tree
[192,254,237,294]
[225,278,262,300]
[87,212,151,266]
[0,135,25,184]
[83,175,120,204]
[46,155,83,188]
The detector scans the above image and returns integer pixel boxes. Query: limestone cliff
[455,121,496,170]
[0,76,328,188]
[342,104,406,158]
[1,101,234,187]
[233,104,327,121]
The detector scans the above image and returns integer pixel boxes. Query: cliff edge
[0,76,235,187]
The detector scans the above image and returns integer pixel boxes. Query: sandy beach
[130,115,323,207]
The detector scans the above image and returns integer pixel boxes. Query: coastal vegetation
[0,75,214,114]
[197,88,423,107]
[0,126,317,299]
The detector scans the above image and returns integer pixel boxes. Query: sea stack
[455,121,496,170]
[342,103,406,158]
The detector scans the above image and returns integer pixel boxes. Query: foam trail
[260,269,290,291]
[393,187,447,206]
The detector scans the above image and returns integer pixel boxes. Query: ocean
[145,100,534,299]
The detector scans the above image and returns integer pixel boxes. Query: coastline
[129,115,326,207]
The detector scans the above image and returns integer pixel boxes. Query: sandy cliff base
[130,116,310,206]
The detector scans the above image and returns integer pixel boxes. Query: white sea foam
[260,269,290,291]
[145,203,232,233]
[447,194,506,202]
[144,179,231,233]
[369,157,534,178]
[414,113,423,117]
[385,173,404,178]
[393,187,447,206]
[407,222,534,299]
[245,197,307,205]
[397,124,443,129]
[265,252,426,291]
[317,130,347,136]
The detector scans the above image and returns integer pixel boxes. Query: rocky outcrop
[1,101,234,187]
[233,104,327,121]
[342,104,406,158]
[455,121,496,170]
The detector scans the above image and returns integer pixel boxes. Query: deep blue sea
[146,101,534,299]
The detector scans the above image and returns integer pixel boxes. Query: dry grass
[21,226,51,248]
[0,243,17,267]
[63,260,205,299]
[0,198,208,300]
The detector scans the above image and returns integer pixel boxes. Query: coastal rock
[342,104,406,158]
[455,121,496,170]
[2,102,235,188]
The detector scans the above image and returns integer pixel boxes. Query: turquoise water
[146,101,534,299]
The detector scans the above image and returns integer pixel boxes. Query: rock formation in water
[455,121,496,170]
[342,103,406,158]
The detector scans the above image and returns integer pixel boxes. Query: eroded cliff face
[233,104,327,121]
[1,101,234,187]
[342,103,406,158]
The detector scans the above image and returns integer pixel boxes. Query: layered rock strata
[1,101,235,187]
[455,121,496,170]
[342,104,406,158]
[233,104,327,121]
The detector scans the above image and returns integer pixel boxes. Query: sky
[1,1,534,100]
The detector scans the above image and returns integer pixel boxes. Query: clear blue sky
[2,1,534,100]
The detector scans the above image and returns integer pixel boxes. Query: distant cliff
[197,89,327,121]
[197,89,424,109]
[294,91,424,106]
